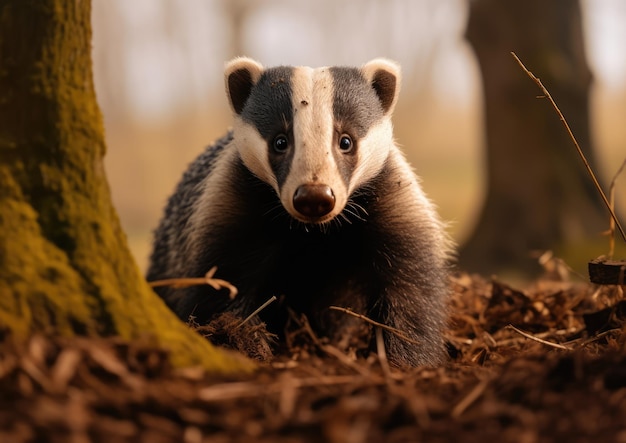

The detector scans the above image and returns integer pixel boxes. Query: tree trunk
[462,0,610,276]
[0,0,251,373]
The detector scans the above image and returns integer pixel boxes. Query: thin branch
[506,324,572,350]
[329,306,421,346]
[451,378,490,418]
[567,328,622,349]
[298,313,372,377]
[148,266,238,299]
[236,296,277,329]
[320,344,372,377]
[375,326,393,380]
[512,52,626,243]
[607,159,626,258]
[198,375,380,402]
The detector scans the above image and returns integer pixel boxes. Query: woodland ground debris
[1,272,625,442]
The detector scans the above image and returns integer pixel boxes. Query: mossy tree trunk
[461,0,610,276]
[0,0,251,372]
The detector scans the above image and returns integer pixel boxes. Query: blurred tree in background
[461,0,612,276]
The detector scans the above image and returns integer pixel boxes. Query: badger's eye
[272,134,289,154]
[339,135,353,153]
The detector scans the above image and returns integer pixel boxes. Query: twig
[536,250,587,281]
[511,52,626,243]
[568,328,622,349]
[298,313,372,377]
[607,159,626,258]
[148,266,238,299]
[506,324,572,350]
[236,296,277,329]
[321,344,372,377]
[198,375,380,402]
[329,306,421,346]
[375,326,393,380]
[451,378,490,418]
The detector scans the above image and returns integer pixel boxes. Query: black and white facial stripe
[225,57,401,224]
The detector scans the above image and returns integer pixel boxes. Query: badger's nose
[293,184,335,218]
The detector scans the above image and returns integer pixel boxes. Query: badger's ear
[225,57,264,115]
[361,58,401,115]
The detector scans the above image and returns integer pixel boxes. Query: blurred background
[92,0,626,278]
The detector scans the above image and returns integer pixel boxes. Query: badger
[147,57,452,366]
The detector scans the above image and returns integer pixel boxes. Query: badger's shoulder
[146,131,234,285]
[175,131,234,203]
[361,147,452,261]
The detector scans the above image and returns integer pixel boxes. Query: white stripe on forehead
[289,66,337,182]
[278,66,349,221]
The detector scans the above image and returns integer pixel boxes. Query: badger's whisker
[342,201,367,222]
[263,203,286,222]
[338,212,352,225]
[349,201,369,217]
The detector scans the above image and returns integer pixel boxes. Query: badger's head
[225,57,401,225]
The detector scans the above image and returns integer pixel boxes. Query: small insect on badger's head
[225,57,401,224]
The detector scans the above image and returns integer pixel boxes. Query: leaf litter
[1,271,626,442]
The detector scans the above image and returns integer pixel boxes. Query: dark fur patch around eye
[268,130,295,189]
[329,67,384,139]
[239,67,295,189]
[239,67,294,140]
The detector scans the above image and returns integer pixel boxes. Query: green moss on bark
[0,1,252,372]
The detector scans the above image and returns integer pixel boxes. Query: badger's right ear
[225,57,264,115]
[361,58,401,116]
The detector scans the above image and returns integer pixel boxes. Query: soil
[1,271,625,443]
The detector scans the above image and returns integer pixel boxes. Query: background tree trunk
[461,0,614,277]
[0,0,251,372]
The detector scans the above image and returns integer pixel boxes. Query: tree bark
[0,0,251,372]
[462,0,609,276]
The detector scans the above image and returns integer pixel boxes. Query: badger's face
[225,57,401,225]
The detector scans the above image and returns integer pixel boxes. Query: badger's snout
[293,184,336,219]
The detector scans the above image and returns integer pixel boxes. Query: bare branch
[148,266,238,300]
[329,306,421,346]
[506,324,572,350]
[512,52,626,243]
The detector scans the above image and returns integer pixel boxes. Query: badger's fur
[147,57,452,366]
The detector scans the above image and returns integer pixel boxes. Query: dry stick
[506,324,572,350]
[198,375,379,402]
[299,313,372,377]
[496,327,580,348]
[320,344,372,378]
[236,295,277,329]
[607,159,626,258]
[569,328,622,349]
[329,306,421,346]
[375,327,393,380]
[148,266,238,299]
[451,378,490,418]
[512,52,626,243]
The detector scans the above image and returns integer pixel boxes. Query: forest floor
[1,267,626,443]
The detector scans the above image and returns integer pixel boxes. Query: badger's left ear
[361,58,401,115]
[225,57,264,115]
